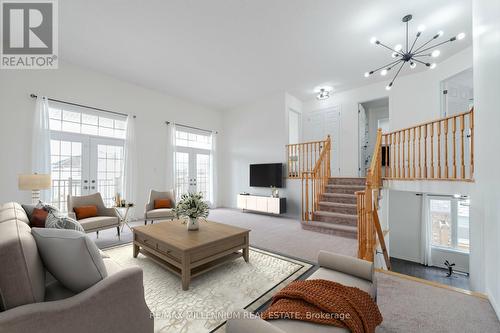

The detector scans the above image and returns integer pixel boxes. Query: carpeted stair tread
[314,211,357,220]
[318,202,357,208]
[301,220,357,238]
[325,184,365,189]
[322,193,357,198]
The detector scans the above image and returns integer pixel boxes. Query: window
[175,129,212,150]
[429,197,470,252]
[49,107,126,139]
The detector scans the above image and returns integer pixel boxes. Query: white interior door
[303,106,341,176]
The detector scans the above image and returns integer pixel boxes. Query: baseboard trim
[486,288,500,321]
[375,268,489,300]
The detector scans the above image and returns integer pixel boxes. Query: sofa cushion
[0,202,30,225]
[31,228,107,293]
[0,203,45,311]
[78,216,118,231]
[307,267,376,298]
[146,208,175,219]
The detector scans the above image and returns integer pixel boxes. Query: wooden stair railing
[383,108,474,181]
[301,136,331,222]
[287,136,330,179]
[357,129,391,270]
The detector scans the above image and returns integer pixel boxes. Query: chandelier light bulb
[364,72,370,78]
[385,84,392,91]
[430,63,437,69]
[437,30,444,37]
[410,62,416,69]
[417,24,426,32]
[431,50,441,57]
[391,52,399,58]
[457,33,466,40]
[394,44,403,51]
[380,69,388,76]
[370,37,378,44]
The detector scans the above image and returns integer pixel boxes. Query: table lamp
[18,173,51,203]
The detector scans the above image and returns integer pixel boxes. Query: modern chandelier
[365,14,466,90]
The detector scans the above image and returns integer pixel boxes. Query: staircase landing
[301,177,365,238]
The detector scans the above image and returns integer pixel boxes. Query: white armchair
[144,189,176,225]
[67,192,120,237]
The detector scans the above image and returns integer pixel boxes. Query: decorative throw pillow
[31,228,108,293]
[30,208,48,228]
[154,198,172,209]
[73,205,98,220]
[45,211,85,232]
[21,203,36,221]
[35,201,59,214]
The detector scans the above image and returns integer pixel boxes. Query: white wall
[388,191,422,262]
[303,47,473,177]
[0,61,222,218]
[471,0,500,318]
[220,92,302,217]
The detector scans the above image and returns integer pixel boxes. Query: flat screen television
[250,163,283,188]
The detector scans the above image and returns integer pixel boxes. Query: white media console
[237,194,286,215]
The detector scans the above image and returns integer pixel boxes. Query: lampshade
[18,174,51,190]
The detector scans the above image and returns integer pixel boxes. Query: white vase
[187,217,199,231]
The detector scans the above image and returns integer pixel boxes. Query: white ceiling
[60,0,472,109]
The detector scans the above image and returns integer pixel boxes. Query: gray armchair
[144,189,176,225]
[67,192,120,237]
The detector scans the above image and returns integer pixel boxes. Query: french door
[175,148,211,202]
[50,132,124,211]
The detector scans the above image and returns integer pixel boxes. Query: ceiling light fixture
[316,86,333,100]
[364,14,466,90]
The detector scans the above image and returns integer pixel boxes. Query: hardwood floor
[390,257,470,290]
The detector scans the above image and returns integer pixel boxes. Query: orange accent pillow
[73,205,98,220]
[30,208,48,228]
[154,199,172,209]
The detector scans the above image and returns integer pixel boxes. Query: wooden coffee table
[132,220,250,290]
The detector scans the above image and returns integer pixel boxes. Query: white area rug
[104,244,313,333]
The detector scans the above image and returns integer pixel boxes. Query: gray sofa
[0,202,153,333]
[226,251,376,333]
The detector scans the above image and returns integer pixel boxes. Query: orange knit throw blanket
[260,279,382,333]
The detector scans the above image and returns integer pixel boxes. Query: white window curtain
[123,116,138,205]
[209,131,218,208]
[420,193,432,266]
[32,96,51,201]
[166,122,177,195]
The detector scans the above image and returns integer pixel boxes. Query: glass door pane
[50,134,87,212]
[175,152,190,200]
[430,199,452,248]
[90,138,124,207]
[196,153,210,200]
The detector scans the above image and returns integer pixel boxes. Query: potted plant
[173,192,209,231]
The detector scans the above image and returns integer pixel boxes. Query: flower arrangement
[174,192,209,230]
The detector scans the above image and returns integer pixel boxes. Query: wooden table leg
[181,252,191,291]
[133,243,139,258]
[243,234,250,263]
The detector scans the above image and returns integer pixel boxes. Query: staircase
[301,177,365,238]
